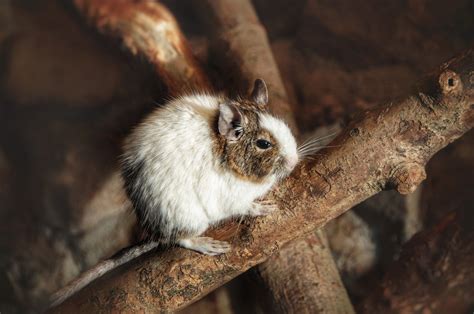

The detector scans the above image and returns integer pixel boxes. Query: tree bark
[258,230,355,314]
[50,41,474,311]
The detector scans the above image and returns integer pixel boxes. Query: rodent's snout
[285,155,299,171]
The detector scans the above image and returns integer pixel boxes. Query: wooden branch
[358,211,474,313]
[257,230,355,313]
[50,39,474,311]
[73,0,211,95]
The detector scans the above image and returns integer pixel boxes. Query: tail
[49,241,160,308]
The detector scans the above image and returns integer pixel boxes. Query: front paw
[250,200,278,216]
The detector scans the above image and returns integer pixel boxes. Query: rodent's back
[121,94,222,240]
[124,94,220,159]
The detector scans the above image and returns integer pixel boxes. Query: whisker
[305,145,335,151]
[300,144,341,151]
[298,137,329,149]
[299,144,325,151]
[302,155,322,160]
[297,131,340,150]
[298,144,341,154]
[298,145,342,158]
[301,129,340,143]
[297,154,324,160]
[298,135,321,148]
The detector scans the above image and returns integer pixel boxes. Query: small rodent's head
[216,79,298,182]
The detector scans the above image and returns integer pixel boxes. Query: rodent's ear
[218,103,243,141]
[250,78,268,107]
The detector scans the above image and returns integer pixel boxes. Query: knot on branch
[391,162,426,195]
[439,70,463,96]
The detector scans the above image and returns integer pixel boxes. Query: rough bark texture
[358,211,474,313]
[74,0,211,95]
[50,47,474,312]
[258,230,355,314]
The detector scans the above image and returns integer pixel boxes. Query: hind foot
[249,199,278,216]
[178,237,231,256]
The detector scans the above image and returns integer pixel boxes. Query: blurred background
[1,0,473,313]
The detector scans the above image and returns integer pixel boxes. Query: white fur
[259,113,299,169]
[123,94,297,253]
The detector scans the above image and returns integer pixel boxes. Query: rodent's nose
[285,155,299,171]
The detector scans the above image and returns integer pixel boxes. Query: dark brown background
[1,0,473,312]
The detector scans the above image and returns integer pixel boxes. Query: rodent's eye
[234,129,243,139]
[256,139,272,149]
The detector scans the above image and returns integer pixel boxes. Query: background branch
[257,230,355,314]
[74,0,211,94]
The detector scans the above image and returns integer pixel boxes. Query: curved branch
[50,47,474,312]
[73,0,211,94]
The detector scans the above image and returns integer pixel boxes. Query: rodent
[49,78,298,307]
[122,78,298,254]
